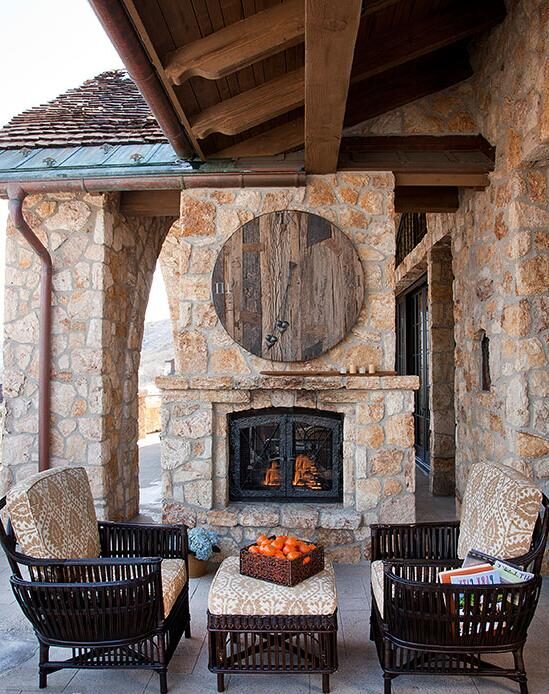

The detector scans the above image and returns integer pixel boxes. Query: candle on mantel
[359,366,366,374]
[348,363,357,374]
[368,363,376,374]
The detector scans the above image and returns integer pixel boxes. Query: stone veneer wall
[158,173,397,376]
[384,0,549,503]
[0,192,173,519]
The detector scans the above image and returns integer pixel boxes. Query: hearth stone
[158,374,418,563]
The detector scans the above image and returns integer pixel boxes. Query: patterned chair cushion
[457,462,542,560]
[6,467,100,559]
[371,559,385,615]
[208,556,337,616]
[162,559,187,616]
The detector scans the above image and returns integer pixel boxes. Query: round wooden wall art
[212,210,365,362]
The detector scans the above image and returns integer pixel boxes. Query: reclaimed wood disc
[212,210,364,362]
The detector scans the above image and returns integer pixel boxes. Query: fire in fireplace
[228,408,343,503]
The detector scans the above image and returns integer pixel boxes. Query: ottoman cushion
[208,556,337,616]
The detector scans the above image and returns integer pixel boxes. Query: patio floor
[0,548,548,694]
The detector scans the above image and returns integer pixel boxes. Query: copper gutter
[88,0,193,159]
[0,172,306,196]
[7,185,51,472]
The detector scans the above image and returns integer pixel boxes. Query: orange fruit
[274,551,286,559]
[261,545,276,556]
[272,538,285,550]
[287,551,302,561]
[282,545,293,555]
[303,556,311,565]
[298,543,311,554]
[249,545,260,554]
[285,537,298,547]
[257,534,268,544]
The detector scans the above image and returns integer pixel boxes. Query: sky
[0,0,171,327]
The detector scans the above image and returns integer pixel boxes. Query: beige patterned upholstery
[457,462,542,560]
[208,556,337,616]
[6,467,100,559]
[371,560,385,615]
[162,559,187,616]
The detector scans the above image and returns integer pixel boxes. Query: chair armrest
[381,561,541,648]
[10,561,164,644]
[370,520,460,561]
[98,520,188,560]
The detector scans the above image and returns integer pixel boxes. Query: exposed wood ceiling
[120,0,506,172]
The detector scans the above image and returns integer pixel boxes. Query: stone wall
[1,192,173,518]
[388,0,549,503]
[159,374,418,562]
[159,173,397,377]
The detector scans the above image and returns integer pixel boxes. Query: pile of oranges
[248,535,316,563]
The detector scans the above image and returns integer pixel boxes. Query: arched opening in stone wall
[137,261,175,521]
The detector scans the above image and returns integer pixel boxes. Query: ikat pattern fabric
[208,556,337,616]
[457,462,542,560]
[161,559,187,616]
[6,467,100,559]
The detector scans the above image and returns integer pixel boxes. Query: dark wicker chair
[0,492,191,694]
[370,479,549,694]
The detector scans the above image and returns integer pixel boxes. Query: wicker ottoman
[207,556,338,693]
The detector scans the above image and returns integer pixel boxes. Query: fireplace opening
[229,408,343,503]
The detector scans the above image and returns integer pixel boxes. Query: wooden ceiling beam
[215,118,305,158]
[362,0,402,15]
[164,0,305,84]
[344,46,473,127]
[395,186,459,213]
[120,190,180,217]
[394,172,490,188]
[304,1,362,174]
[351,0,505,84]
[190,68,304,139]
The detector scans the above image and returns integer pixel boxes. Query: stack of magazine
[438,551,534,586]
[437,551,534,636]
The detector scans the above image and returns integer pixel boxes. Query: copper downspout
[88,0,193,159]
[7,185,51,472]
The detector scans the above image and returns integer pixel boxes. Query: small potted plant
[187,527,220,578]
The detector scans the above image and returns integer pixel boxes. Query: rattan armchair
[370,463,549,694]
[0,468,191,694]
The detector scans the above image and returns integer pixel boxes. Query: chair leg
[513,648,528,694]
[39,642,49,689]
[185,619,191,638]
[159,669,168,694]
[383,674,392,694]
[322,673,330,693]
[217,673,225,692]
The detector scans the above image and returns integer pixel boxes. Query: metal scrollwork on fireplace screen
[212,210,365,362]
[228,408,343,503]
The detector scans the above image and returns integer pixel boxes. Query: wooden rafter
[215,118,305,158]
[190,68,304,140]
[164,0,305,84]
[351,0,506,83]
[304,1,362,174]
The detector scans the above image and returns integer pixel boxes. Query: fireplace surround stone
[158,373,418,562]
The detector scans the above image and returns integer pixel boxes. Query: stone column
[427,239,456,496]
[1,192,173,520]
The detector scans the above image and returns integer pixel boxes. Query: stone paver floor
[0,550,548,694]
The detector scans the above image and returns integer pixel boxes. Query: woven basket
[240,543,324,586]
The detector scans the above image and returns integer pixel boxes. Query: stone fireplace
[157,173,420,562]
